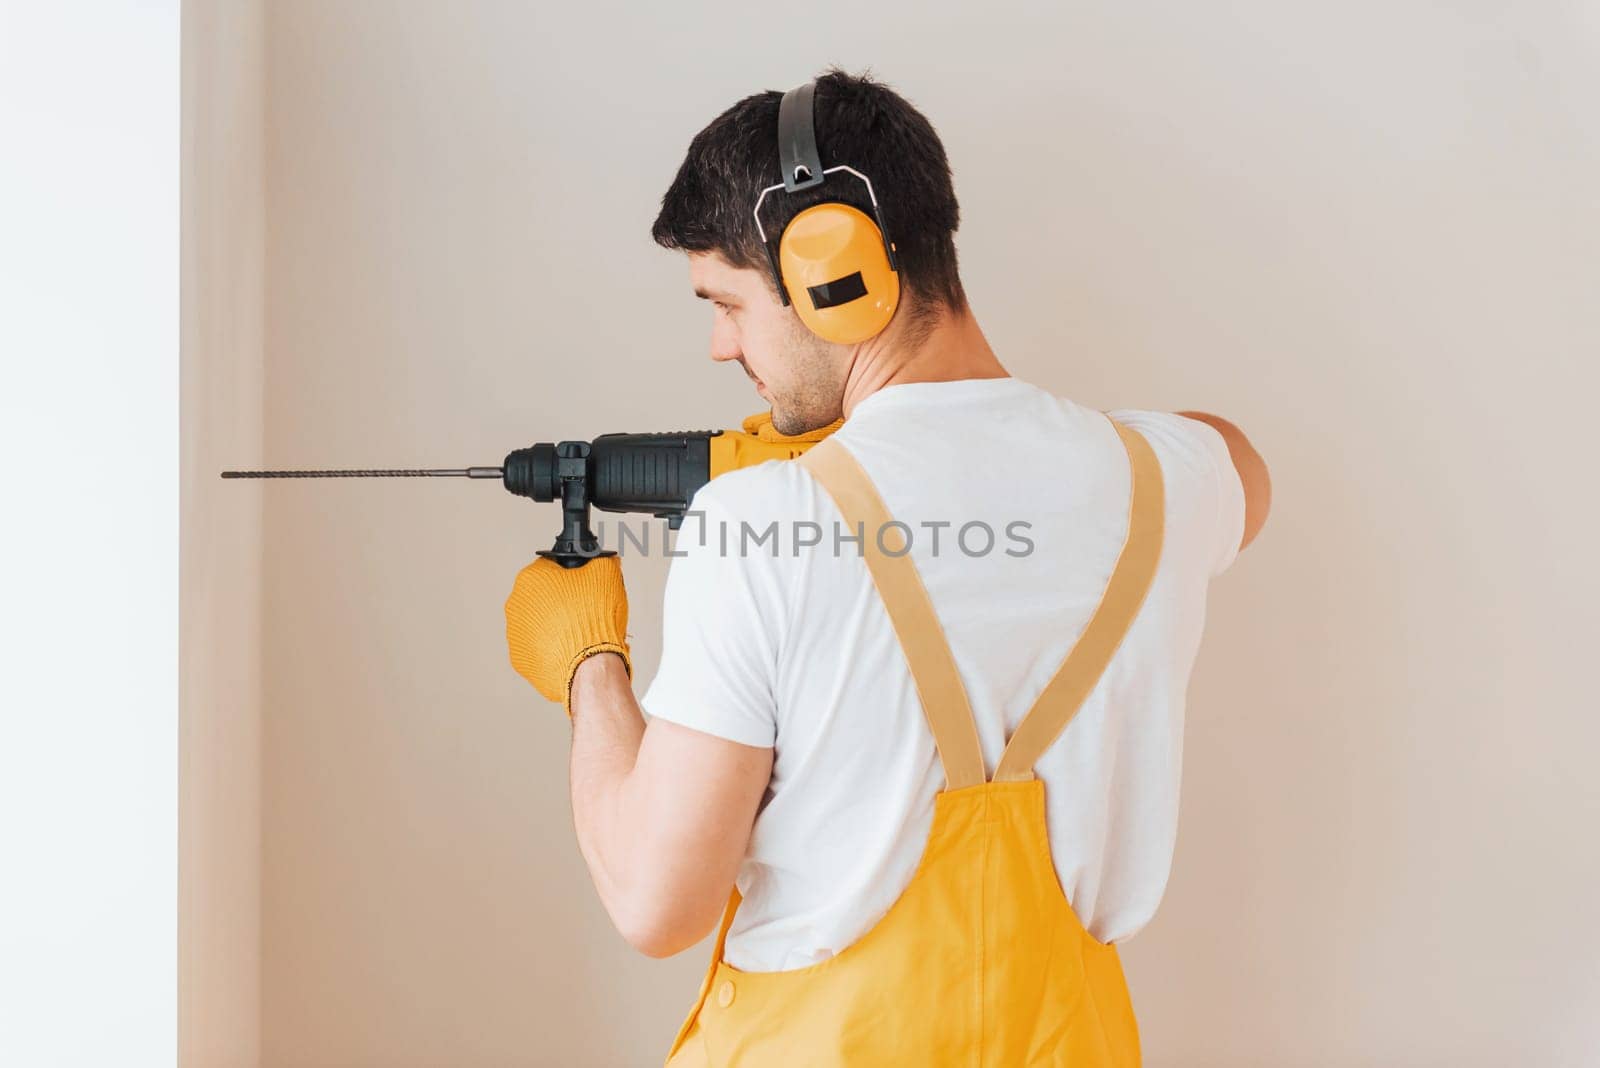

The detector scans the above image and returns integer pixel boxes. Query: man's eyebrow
[693,287,736,302]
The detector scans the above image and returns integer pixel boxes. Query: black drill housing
[501,431,718,567]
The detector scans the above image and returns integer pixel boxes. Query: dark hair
[651,67,967,322]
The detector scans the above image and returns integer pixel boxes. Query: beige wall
[181,0,265,1064]
[183,2,1599,1064]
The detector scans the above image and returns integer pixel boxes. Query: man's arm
[567,652,773,958]
[1175,410,1272,553]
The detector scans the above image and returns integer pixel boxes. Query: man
[505,69,1271,1065]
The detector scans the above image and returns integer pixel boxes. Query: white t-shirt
[640,377,1246,972]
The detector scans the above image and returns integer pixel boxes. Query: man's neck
[839,306,1010,420]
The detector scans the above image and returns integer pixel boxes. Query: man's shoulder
[1106,408,1226,480]
[693,457,822,522]
[1106,407,1247,576]
[674,459,825,566]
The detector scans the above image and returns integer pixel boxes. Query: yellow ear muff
[777,202,900,345]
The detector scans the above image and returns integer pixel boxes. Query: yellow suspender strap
[795,416,1163,788]
[992,417,1165,781]
[797,438,988,790]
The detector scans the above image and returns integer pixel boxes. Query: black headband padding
[778,81,826,193]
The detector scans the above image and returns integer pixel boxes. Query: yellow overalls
[665,414,1163,1067]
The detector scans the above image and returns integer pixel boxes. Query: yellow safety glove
[504,555,631,715]
[740,409,845,443]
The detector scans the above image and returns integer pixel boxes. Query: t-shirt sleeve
[638,478,787,749]
[1109,408,1248,579]
[1185,416,1248,577]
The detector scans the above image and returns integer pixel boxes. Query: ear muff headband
[752,81,901,344]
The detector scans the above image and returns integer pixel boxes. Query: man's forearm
[564,653,773,958]
[567,653,649,939]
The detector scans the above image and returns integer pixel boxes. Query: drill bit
[220,467,504,479]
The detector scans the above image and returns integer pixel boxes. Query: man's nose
[709,322,741,363]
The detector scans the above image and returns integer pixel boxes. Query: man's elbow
[612,892,719,959]
[622,926,691,960]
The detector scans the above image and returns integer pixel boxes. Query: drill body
[501,428,824,566]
